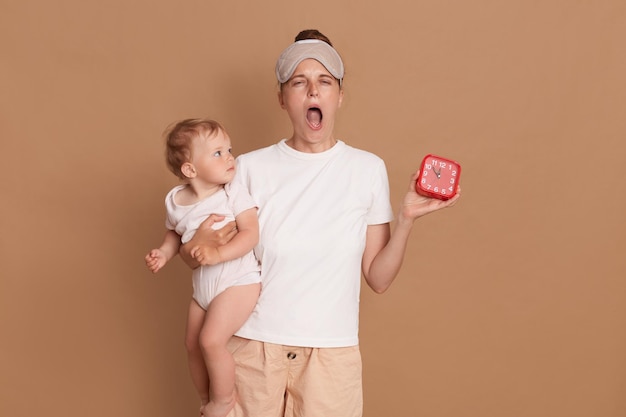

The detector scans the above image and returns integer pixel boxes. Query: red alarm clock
[416,154,461,200]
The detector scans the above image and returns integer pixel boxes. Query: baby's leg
[200,283,261,417]
[185,300,210,407]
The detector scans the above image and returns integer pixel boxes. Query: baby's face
[189,129,236,186]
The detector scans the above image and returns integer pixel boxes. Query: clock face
[416,154,461,200]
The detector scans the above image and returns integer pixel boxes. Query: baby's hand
[145,249,167,273]
[190,245,221,266]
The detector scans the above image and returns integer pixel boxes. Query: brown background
[2,1,625,416]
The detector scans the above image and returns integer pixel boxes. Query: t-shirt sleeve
[367,158,395,225]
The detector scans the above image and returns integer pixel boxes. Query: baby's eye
[213,151,222,157]
[228,148,233,155]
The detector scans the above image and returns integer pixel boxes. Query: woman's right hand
[179,214,238,269]
[196,214,239,246]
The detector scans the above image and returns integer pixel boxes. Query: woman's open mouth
[306,107,322,129]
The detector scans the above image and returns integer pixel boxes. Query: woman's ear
[278,90,286,109]
[181,162,196,179]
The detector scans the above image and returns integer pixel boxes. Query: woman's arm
[179,214,238,269]
[190,208,259,265]
[362,171,461,293]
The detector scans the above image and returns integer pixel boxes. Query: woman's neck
[285,135,337,153]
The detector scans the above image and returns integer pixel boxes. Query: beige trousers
[225,336,363,417]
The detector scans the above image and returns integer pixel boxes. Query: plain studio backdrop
[1,1,625,416]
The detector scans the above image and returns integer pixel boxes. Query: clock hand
[432,167,441,178]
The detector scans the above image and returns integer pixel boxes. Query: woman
[181,29,460,417]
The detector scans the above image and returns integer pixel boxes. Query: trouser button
[287,352,297,360]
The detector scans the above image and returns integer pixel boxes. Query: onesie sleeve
[224,181,257,217]
[164,186,179,231]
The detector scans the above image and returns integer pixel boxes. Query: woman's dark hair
[294,29,333,46]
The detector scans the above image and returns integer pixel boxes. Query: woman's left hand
[399,171,461,221]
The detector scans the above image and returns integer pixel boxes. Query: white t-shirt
[234,139,394,347]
